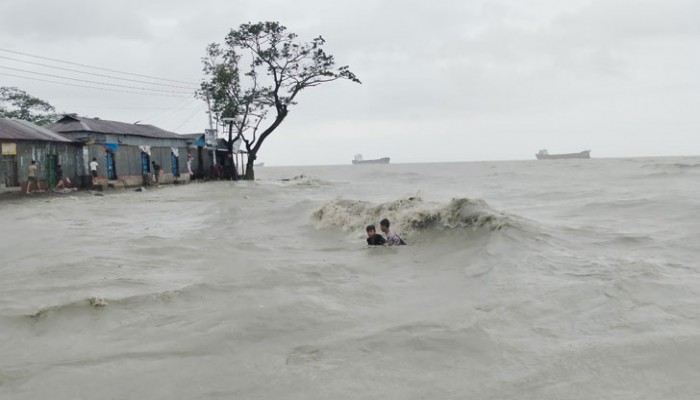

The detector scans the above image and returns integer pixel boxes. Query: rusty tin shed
[0,118,82,191]
[47,115,190,187]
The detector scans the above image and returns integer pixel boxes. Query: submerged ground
[1,158,699,399]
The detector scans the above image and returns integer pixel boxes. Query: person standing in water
[152,161,161,186]
[89,157,98,185]
[380,218,406,246]
[26,160,37,194]
[187,153,194,179]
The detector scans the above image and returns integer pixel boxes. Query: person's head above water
[380,218,391,233]
[366,225,377,236]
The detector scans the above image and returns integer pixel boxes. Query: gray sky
[1,0,698,165]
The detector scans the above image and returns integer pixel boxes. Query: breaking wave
[312,196,511,233]
[280,174,334,187]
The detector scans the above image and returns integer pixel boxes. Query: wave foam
[312,197,509,233]
[281,174,333,187]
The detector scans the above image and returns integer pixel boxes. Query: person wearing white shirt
[89,157,98,184]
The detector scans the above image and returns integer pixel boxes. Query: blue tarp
[103,143,119,153]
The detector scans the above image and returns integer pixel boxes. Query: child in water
[380,218,406,246]
[366,225,386,246]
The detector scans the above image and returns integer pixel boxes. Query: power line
[141,97,199,125]
[0,72,191,98]
[151,98,203,127]
[0,65,193,95]
[0,55,198,90]
[57,105,204,111]
[49,98,205,126]
[173,103,207,131]
[0,47,199,86]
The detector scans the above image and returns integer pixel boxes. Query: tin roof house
[0,117,82,192]
[179,132,216,179]
[47,114,190,187]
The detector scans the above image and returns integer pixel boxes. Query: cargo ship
[536,149,591,160]
[352,154,390,165]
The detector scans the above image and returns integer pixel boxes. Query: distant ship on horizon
[536,149,591,160]
[352,154,390,165]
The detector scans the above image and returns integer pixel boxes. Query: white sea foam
[313,196,508,233]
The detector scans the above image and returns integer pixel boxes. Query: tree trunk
[244,155,255,180]
[226,143,238,181]
[226,124,238,181]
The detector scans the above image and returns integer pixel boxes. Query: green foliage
[0,86,57,126]
[197,21,360,179]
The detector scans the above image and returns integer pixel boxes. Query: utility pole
[205,93,217,168]
[205,92,214,131]
[221,118,238,181]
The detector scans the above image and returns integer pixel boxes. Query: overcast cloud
[0,0,698,165]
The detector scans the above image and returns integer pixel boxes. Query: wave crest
[312,197,508,233]
[281,174,333,187]
[16,283,212,320]
[643,162,700,172]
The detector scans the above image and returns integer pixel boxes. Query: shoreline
[0,180,191,202]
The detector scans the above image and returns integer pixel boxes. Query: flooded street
[2,159,700,399]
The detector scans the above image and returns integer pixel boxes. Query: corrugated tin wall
[85,144,190,179]
[0,141,83,189]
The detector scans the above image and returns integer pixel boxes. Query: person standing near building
[26,160,37,194]
[152,160,161,186]
[89,157,99,185]
[187,153,194,179]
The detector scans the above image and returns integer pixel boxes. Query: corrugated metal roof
[179,133,205,140]
[47,115,186,140]
[0,118,74,142]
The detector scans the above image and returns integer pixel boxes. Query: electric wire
[173,103,207,131]
[0,72,191,97]
[141,97,200,125]
[0,47,198,85]
[0,65,193,95]
[0,55,198,90]
[61,104,204,111]
[0,48,206,129]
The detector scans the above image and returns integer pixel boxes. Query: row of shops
[0,114,220,192]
